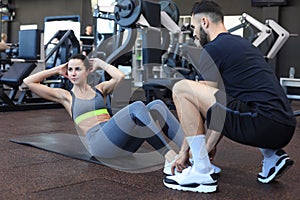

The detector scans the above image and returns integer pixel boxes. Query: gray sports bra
[70,89,109,124]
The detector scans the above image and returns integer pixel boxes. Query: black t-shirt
[196,32,296,126]
[80,33,94,46]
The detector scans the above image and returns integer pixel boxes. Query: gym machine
[0,29,47,111]
[228,13,290,60]
[91,0,182,111]
[0,27,80,111]
[45,30,80,69]
[107,0,293,109]
[111,0,197,109]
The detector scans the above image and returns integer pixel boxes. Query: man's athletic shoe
[257,149,294,183]
[163,166,218,193]
[163,158,221,176]
[163,158,180,176]
[189,158,221,175]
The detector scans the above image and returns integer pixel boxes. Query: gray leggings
[86,100,184,158]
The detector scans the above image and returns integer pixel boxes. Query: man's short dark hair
[191,0,224,23]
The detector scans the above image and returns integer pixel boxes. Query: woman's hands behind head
[57,63,68,78]
[89,57,108,72]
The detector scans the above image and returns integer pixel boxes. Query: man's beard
[199,26,209,46]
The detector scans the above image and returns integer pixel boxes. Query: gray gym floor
[0,102,299,199]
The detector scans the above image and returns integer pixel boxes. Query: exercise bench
[0,62,36,108]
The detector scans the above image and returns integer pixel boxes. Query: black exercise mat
[10,132,165,173]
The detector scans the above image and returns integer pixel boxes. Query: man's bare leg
[163,80,220,193]
[171,80,219,173]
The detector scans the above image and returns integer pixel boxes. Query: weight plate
[114,0,143,27]
[118,0,134,18]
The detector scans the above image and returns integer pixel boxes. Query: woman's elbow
[23,77,36,89]
[116,72,125,83]
[23,77,30,87]
[120,73,125,81]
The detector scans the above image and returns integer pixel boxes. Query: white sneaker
[189,158,221,175]
[163,157,221,176]
[257,149,294,183]
[163,166,218,193]
[188,158,221,175]
[163,157,181,176]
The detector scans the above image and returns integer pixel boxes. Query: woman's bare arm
[90,58,125,95]
[23,63,70,106]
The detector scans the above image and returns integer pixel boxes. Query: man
[163,0,296,193]
[0,33,9,52]
[80,25,94,55]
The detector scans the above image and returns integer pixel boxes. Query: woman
[23,54,186,172]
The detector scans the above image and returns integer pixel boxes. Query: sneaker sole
[258,157,294,184]
[163,180,218,193]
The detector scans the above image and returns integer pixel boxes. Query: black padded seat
[0,62,36,87]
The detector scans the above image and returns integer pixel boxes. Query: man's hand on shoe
[171,150,191,175]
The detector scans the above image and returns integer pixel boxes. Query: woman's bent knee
[147,99,165,108]
[129,101,146,109]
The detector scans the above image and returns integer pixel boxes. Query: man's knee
[173,80,190,96]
